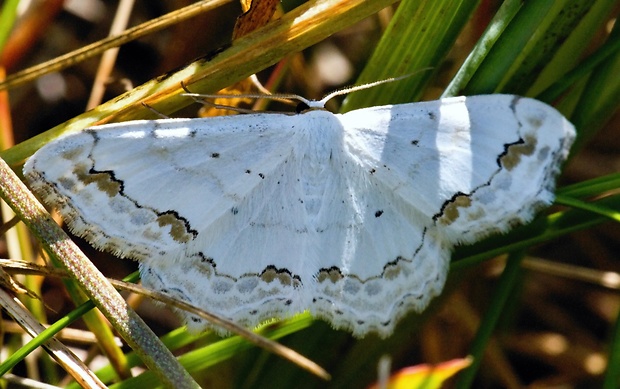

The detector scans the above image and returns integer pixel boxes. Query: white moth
[24,94,575,338]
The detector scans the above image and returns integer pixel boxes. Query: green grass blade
[454,250,525,389]
[341,0,481,111]
[442,0,522,97]
[0,0,19,54]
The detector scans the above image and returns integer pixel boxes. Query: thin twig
[0,0,234,91]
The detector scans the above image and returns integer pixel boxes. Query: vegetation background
[0,0,619,387]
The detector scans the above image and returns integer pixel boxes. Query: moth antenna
[141,102,170,119]
[181,81,318,111]
[318,70,432,105]
[179,70,431,113]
